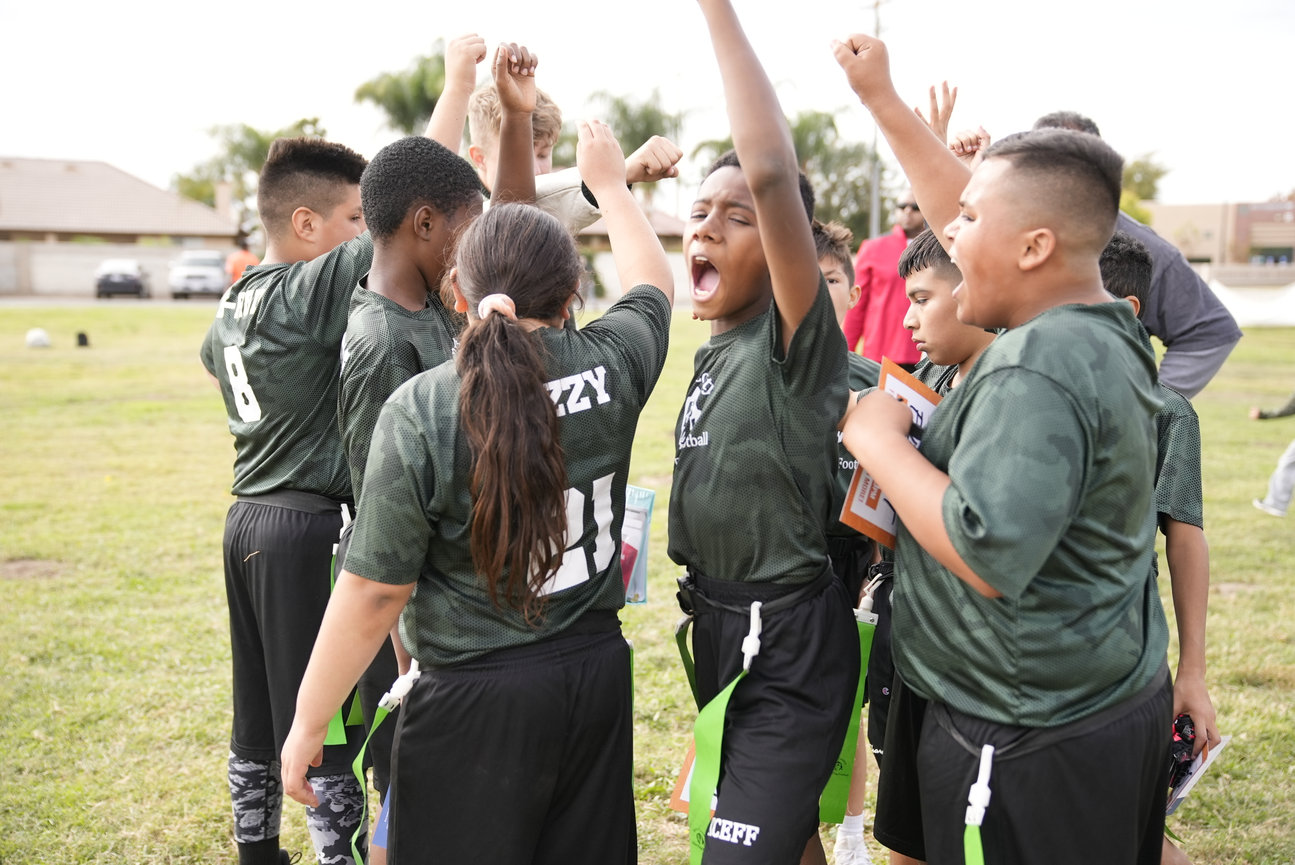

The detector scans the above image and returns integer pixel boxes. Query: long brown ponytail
[454,204,583,621]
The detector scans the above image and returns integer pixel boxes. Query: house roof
[578,203,685,238]
[0,156,238,238]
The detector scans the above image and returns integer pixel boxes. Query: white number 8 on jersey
[223,345,263,423]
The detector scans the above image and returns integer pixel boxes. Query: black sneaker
[278,851,301,865]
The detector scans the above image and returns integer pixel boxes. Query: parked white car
[169,250,229,299]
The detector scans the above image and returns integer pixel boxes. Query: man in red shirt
[842,188,927,368]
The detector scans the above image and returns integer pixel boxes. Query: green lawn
[1,305,1292,864]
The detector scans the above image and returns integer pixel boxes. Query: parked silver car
[169,250,229,299]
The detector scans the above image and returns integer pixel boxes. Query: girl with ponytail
[282,119,674,863]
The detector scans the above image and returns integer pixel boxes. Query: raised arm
[697,0,819,346]
[423,34,488,150]
[832,35,971,252]
[490,42,538,205]
[577,120,673,306]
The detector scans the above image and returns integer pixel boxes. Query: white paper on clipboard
[839,359,943,548]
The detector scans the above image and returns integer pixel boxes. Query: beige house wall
[1144,203,1233,264]
[0,240,237,296]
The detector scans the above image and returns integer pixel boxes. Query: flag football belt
[928,667,1167,865]
[346,660,421,864]
[674,566,880,865]
[327,506,364,748]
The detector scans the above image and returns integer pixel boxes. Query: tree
[354,44,450,136]
[1123,153,1168,202]
[1119,152,1168,223]
[1120,188,1152,225]
[171,118,326,236]
[691,110,883,244]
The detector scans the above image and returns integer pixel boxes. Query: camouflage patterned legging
[228,752,368,865]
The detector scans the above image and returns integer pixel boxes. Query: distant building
[1145,200,1295,286]
[0,156,238,295]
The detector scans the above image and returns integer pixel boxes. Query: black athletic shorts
[336,521,400,803]
[872,673,928,860]
[880,667,1172,865]
[387,610,635,865]
[689,565,859,865]
[224,492,362,776]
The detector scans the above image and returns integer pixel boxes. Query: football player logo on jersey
[679,372,714,449]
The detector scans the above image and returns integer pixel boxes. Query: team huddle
[201,3,1220,865]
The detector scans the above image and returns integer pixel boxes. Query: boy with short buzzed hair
[201,136,372,865]
[836,34,1171,865]
[852,228,996,865]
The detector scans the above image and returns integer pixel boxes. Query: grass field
[1,304,1292,864]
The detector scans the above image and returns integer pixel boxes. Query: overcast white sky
[4,0,1292,219]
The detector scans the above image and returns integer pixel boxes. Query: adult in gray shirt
[1035,111,1242,397]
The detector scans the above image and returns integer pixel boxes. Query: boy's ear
[1018,227,1056,272]
[1124,295,1142,318]
[848,284,861,310]
[413,205,440,242]
[467,144,488,172]
[448,267,470,314]
[290,206,319,243]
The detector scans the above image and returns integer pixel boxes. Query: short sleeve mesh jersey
[828,353,883,539]
[1154,384,1204,529]
[668,278,849,585]
[200,234,374,499]
[891,303,1169,727]
[338,286,461,501]
[343,286,672,668]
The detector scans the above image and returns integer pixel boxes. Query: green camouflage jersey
[200,234,374,499]
[338,286,461,502]
[828,353,883,539]
[892,302,1168,727]
[344,286,671,668]
[668,278,849,584]
[1154,384,1204,530]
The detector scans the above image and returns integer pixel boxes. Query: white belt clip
[965,744,995,827]
[378,659,421,712]
[741,602,763,672]
[856,574,883,625]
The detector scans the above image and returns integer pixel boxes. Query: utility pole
[867,0,884,239]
